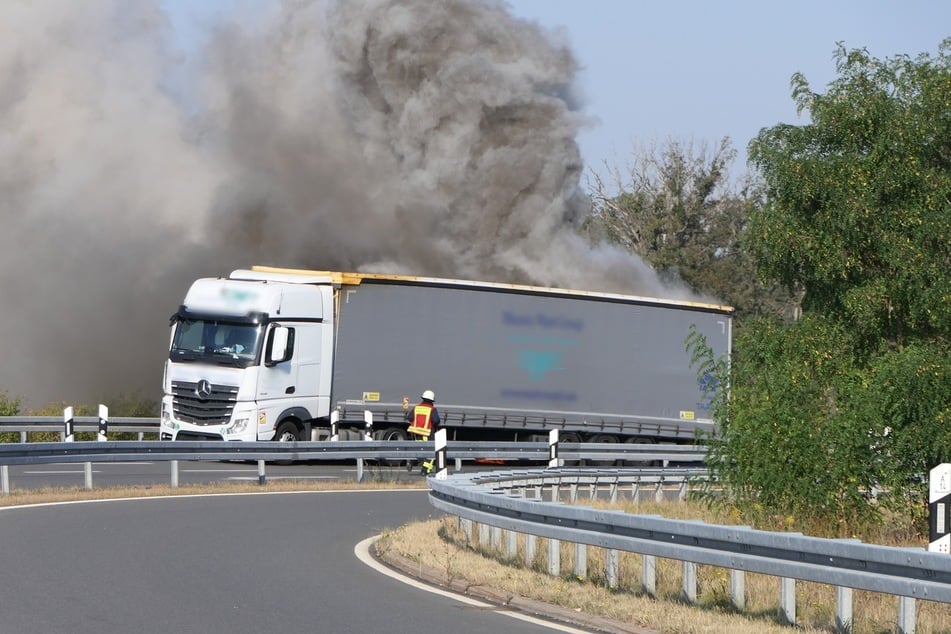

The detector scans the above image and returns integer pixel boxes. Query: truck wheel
[622,436,661,467]
[373,428,408,466]
[274,420,301,442]
[374,427,408,441]
[587,434,619,467]
[559,432,582,466]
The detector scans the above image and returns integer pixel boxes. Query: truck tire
[374,427,408,441]
[622,436,661,467]
[274,420,301,442]
[586,433,619,466]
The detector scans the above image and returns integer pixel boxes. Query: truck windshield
[169,319,261,368]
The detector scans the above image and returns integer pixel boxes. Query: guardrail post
[605,548,619,589]
[63,406,74,442]
[780,577,796,625]
[730,569,745,610]
[363,411,373,441]
[682,561,697,604]
[506,530,517,560]
[97,404,108,441]
[548,429,560,468]
[573,543,587,580]
[525,534,537,568]
[836,586,852,633]
[1,465,9,496]
[330,411,339,442]
[547,538,560,576]
[84,462,93,490]
[642,554,656,596]
[897,596,916,634]
[170,460,179,488]
[356,458,364,482]
[257,460,266,485]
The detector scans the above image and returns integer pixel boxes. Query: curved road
[0,490,583,633]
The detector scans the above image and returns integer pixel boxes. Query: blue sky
[166,1,949,178]
[505,1,949,178]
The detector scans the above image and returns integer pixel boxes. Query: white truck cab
[160,270,334,441]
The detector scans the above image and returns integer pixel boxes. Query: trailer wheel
[374,427,408,441]
[586,434,619,467]
[274,420,301,442]
[372,427,409,466]
[622,436,661,467]
[559,432,582,466]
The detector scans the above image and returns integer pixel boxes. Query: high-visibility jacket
[407,401,439,439]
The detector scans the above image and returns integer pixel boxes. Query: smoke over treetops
[0,0,690,409]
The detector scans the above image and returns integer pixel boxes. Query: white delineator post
[330,410,339,442]
[97,404,109,442]
[548,429,560,468]
[434,428,448,480]
[63,406,75,442]
[363,411,373,441]
[929,463,951,553]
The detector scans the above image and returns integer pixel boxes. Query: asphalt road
[0,490,586,633]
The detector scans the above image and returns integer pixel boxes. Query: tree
[712,40,951,533]
[584,138,798,324]
[0,391,20,416]
[748,40,951,347]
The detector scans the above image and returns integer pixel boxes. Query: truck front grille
[171,380,238,425]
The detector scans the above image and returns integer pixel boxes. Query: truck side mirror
[266,326,292,366]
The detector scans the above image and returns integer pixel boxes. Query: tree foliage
[748,40,951,346]
[0,392,20,416]
[708,40,951,534]
[584,138,798,324]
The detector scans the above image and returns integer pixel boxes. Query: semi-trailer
[159,266,732,444]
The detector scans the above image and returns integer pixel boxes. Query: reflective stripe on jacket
[407,402,435,438]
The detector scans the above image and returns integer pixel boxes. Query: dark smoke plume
[0,0,685,409]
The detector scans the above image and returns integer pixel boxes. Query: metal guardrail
[0,439,707,494]
[427,469,951,633]
[0,416,159,437]
[0,439,703,465]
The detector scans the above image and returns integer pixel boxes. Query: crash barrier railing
[0,416,159,441]
[0,439,707,494]
[427,470,951,634]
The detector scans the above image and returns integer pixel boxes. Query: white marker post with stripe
[63,406,75,442]
[330,410,339,442]
[434,428,448,480]
[548,429,561,468]
[364,411,373,441]
[929,463,951,553]
[97,404,109,442]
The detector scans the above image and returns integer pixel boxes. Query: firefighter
[406,389,440,474]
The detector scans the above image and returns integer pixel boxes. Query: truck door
[258,324,298,402]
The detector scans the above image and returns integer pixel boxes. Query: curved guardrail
[427,469,951,632]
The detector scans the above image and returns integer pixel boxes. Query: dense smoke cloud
[0,0,683,409]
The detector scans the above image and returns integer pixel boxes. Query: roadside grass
[3,477,950,633]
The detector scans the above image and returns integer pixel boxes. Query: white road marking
[354,536,593,634]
